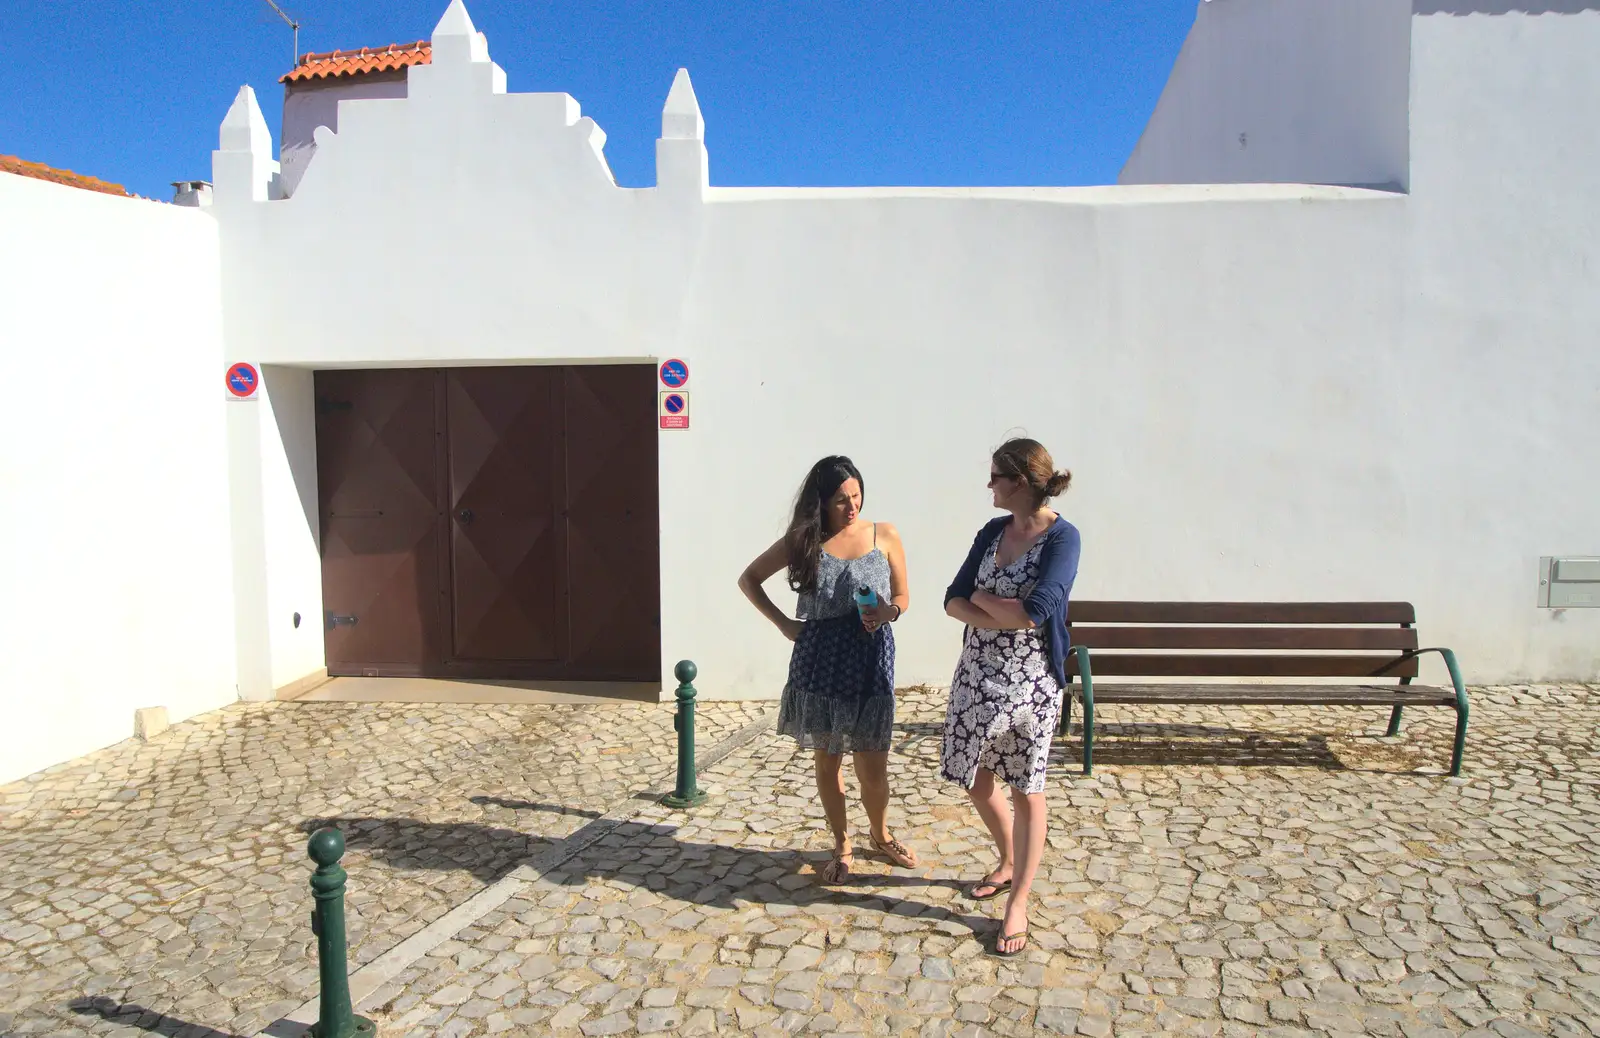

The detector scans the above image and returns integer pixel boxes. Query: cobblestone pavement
[0,698,770,1037]
[360,685,1600,1038]
[3,686,1598,1038]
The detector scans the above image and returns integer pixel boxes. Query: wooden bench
[1059,602,1469,777]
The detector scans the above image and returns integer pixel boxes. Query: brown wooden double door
[315,365,660,681]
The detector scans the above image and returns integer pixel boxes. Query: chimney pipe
[171,180,214,207]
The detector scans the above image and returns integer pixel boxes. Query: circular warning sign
[663,393,686,414]
[226,362,260,399]
[659,358,689,389]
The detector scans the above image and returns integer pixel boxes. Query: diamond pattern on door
[316,369,443,668]
[564,366,660,676]
[316,364,658,680]
[447,368,564,662]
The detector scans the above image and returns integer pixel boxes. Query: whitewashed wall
[211,0,1600,699]
[1120,0,1413,189]
[0,174,236,783]
[281,74,411,197]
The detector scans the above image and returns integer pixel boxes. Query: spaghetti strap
[872,523,878,547]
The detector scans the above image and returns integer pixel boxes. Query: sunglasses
[988,470,1020,486]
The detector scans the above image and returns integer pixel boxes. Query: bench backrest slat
[1064,601,1422,682]
[1069,601,1416,625]
[1073,626,1418,651]
[1067,653,1420,679]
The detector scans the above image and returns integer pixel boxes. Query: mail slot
[1539,556,1600,608]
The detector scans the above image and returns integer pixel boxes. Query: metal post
[307,828,377,1038]
[661,660,708,808]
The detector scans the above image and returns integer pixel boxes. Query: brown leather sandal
[870,834,919,868]
[819,846,853,884]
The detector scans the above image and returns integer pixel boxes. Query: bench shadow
[1054,735,1348,770]
[303,816,993,934]
[67,996,248,1038]
[897,719,1348,769]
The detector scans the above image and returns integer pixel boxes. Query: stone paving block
[5,684,1600,1037]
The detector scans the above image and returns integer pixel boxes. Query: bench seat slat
[1078,683,1457,706]
[1069,601,1417,625]
[1069,626,1420,651]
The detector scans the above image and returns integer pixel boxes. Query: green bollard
[661,660,708,809]
[307,827,377,1038]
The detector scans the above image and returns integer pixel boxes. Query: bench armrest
[1390,646,1467,703]
[1408,646,1469,777]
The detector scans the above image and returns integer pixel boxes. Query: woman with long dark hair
[942,438,1081,958]
[738,456,917,883]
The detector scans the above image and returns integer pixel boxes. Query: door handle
[457,508,474,524]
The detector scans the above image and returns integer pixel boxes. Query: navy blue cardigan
[943,515,1082,686]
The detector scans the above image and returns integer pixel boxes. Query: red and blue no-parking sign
[658,358,689,389]
[659,390,690,430]
[226,362,260,401]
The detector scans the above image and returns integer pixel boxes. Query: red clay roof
[282,41,432,84]
[0,154,131,197]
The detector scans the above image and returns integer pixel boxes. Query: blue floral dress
[776,532,895,756]
[940,534,1061,794]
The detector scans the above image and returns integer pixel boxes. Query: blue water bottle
[854,585,878,616]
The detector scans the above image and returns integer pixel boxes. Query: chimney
[172,180,214,207]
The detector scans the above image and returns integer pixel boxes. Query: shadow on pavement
[68,997,248,1038]
[896,719,1351,770]
[302,816,994,933]
[467,795,604,818]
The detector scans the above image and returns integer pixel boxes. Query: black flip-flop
[966,879,1011,901]
[987,930,1029,958]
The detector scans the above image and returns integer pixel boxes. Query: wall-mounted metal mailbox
[1539,556,1600,608]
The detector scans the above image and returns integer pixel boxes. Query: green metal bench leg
[1059,684,1074,736]
[1075,646,1094,776]
[1385,705,1403,737]
[1439,647,1468,777]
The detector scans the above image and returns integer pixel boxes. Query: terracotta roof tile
[282,41,432,84]
[0,154,132,197]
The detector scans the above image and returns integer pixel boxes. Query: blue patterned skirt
[776,613,895,755]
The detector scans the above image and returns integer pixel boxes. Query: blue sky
[2,1,1197,200]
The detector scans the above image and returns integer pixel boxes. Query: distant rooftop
[0,154,131,198]
[281,41,432,84]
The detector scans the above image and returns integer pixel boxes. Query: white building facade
[2,0,1596,783]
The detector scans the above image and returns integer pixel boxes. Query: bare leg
[997,787,1049,953]
[854,751,917,866]
[814,750,852,881]
[965,768,1014,894]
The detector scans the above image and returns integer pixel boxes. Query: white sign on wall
[659,391,689,430]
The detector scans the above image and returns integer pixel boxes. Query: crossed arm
[945,590,1035,630]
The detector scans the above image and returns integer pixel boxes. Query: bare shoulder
[875,522,904,547]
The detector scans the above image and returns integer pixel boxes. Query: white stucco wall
[280,74,410,197]
[208,1,1600,701]
[1402,3,1600,678]
[0,173,236,783]
[1120,0,1413,189]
